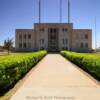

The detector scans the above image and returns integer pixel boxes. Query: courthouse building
[15,0,92,52]
[15,23,92,52]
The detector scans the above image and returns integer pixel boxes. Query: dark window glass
[24,34,26,39]
[81,43,83,48]
[42,39,44,44]
[50,29,53,33]
[19,43,22,48]
[28,34,31,39]
[66,39,68,44]
[65,29,68,32]
[54,29,57,33]
[40,39,44,45]
[51,35,56,40]
[28,43,31,48]
[24,43,26,48]
[62,39,64,44]
[19,34,22,39]
[63,28,68,32]
[40,28,44,32]
[85,43,88,48]
[85,34,88,39]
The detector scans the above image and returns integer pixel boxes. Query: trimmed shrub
[61,51,100,80]
[0,50,47,91]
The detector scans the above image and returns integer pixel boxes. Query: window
[19,43,22,48]
[85,34,88,39]
[49,28,57,33]
[40,39,44,45]
[19,34,22,40]
[40,28,44,32]
[63,28,68,32]
[65,39,68,44]
[28,34,31,39]
[23,43,26,48]
[28,43,31,48]
[54,29,57,33]
[85,43,88,48]
[62,39,64,44]
[42,39,44,44]
[50,29,53,33]
[62,39,67,45]
[51,34,56,40]
[81,43,83,48]
[24,34,26,39]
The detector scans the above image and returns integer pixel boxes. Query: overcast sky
[0,0,100,48]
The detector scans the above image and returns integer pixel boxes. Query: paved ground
[10,54,100,100]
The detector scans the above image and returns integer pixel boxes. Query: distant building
[15,23,92,52]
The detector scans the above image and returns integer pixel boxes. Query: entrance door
[48,28,58,52]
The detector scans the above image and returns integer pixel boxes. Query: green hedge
[61,51,100,80]
[0,50,47,91]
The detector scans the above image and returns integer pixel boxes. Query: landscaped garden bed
[0,50,47,93]
[61,51,100,81]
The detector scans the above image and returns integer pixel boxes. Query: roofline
[34,23,73,25]
[73,29,92,31]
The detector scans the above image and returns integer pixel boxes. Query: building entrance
[48,28,59,52]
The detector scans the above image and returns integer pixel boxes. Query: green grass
[60,51,100,81]
[0,50,47,94]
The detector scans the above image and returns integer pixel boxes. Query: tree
[3,38,13,55]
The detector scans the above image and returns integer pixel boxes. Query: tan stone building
[15,23,92,52]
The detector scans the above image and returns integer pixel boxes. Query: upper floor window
[85,34,88,39]
[40,28,44,32]
[49,28,57,33]
[19,34,22,40]
[63,28,68,32]
[28,34,31,39]
[24,34,26,39]
[54,29,57,33]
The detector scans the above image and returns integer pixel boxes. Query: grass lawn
[0,52,21,56]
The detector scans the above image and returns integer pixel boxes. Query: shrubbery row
[0,50,47,91]
[61,51,100,80]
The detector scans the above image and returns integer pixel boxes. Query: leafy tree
[3,38,13,55]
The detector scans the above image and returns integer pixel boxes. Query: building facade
[15,23,92,52]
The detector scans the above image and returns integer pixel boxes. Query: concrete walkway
[10,54,100,100]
